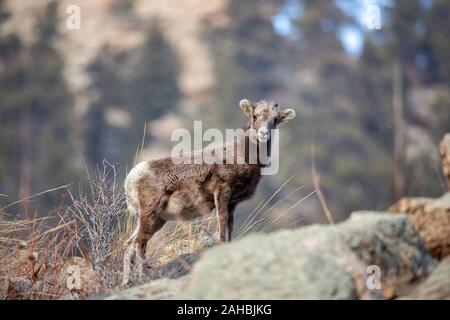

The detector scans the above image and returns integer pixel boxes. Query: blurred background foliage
[0,0,448,226]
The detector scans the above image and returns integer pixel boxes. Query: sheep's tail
[124,161,148,218]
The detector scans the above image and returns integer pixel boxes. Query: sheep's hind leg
[135,217,166,280]
[134,195,167,281]
[122,196,166,285]
[122,203,140,286]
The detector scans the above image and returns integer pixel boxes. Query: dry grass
[234,174,317,240]
[310,144,334,224]
[0,209,82,299]
[146,216,217,266]
[0,155,316,299]
[0,161,127,299]
[0,161,216,299]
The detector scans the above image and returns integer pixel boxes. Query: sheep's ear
[278,109,296,124]
[239,99,254,118]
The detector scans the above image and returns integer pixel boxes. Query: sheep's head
[239,99,296,143]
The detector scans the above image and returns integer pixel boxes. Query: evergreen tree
[272,0,395,219]
[428,0,450,84]
[126,22,180,127]
[0,1,76,213]
[0,0,23,198]
[207,0,286,128]
[86,48,126,165]
[86,21,180,167]
[359,0,450,198]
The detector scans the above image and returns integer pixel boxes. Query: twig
[310,144,334,224]
[0,184,72,211]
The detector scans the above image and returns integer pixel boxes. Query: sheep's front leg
[214,185,231,243]
[227,204,236,242]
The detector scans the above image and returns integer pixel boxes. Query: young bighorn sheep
[122,99,296,284]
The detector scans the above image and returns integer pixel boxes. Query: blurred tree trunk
[19,106,32,217]
[393,60,405,199]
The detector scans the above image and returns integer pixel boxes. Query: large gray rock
[181,242,357,299]
[179,213,436,299]
[401,257,450,299]
[106,213,437,300]
[104,276,190,300]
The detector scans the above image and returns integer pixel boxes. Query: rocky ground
[105,134,450,300]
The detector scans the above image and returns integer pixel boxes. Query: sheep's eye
[253,115,257,121]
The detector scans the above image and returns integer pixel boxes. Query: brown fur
[122,99,296,284]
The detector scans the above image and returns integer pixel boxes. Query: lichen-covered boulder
[182,239,357,299]
[105,213,437,300]
[179,213,436,299]
[104,276,190,300]
[401,257,450,299]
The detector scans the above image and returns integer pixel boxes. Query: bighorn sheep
[122,99,296,284]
